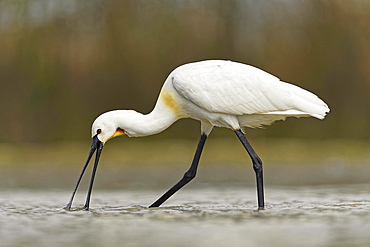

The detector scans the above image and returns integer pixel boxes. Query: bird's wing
[172,60,296,116]
[172,60,329,119]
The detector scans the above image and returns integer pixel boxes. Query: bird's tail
[285,82,330,120]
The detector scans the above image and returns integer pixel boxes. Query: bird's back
[168,60,329,127]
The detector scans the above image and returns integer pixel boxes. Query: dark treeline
[0,0,369,142]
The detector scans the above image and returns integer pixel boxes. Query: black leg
[149,134,207,208]
[234,129,265,209]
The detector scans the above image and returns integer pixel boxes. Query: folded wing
[172,60,329,120]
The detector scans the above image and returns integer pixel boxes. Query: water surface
[1,184,369,247]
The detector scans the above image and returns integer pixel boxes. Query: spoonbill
[64,60,330,211]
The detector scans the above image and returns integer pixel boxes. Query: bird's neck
[122,100,180,137]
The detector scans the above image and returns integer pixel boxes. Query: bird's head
[91,111,127,143]
[64,110,129,210]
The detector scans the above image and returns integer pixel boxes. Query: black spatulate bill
[64,134,104,211]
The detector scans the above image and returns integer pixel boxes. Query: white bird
[64,60,330,211]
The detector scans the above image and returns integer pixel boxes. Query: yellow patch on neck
[162,92,180,115]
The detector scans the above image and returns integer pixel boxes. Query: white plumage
[92,60,329,140]
[171,60,328,126]
[65,60,330,211]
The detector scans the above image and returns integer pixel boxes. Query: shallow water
[1,184,369,247]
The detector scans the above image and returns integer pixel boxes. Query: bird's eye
[97,129,102,134]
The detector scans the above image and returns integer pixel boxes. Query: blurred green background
[1,0,369,143]
[0,0,369,189]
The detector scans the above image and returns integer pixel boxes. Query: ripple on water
[0,185,369,247]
